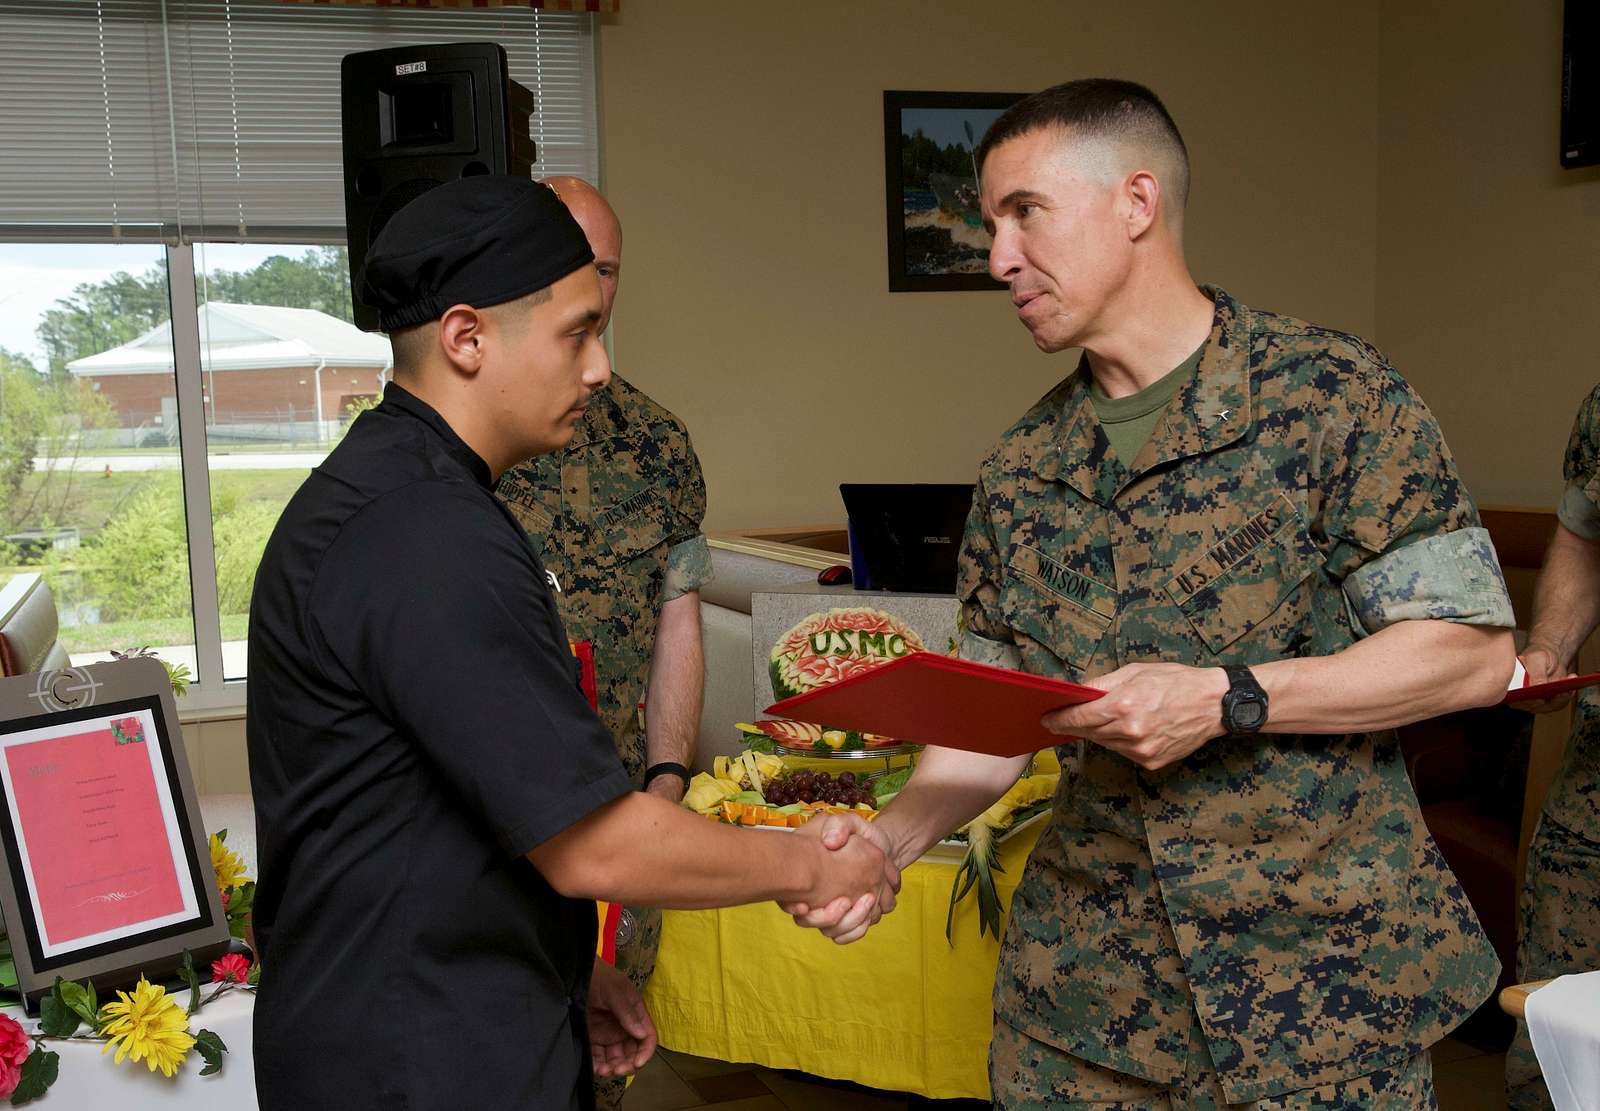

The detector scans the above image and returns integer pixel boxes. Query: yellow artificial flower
[209,832,248,896]
[99,977,196,1077]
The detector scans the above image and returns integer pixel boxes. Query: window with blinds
[0,1,599,243]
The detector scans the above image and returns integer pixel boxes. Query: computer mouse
[817,565,852,586]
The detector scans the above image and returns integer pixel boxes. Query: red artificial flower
[0,1013,30,1098]
[211,953,252,984]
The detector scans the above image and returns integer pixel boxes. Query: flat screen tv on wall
[1563,1,1598,168]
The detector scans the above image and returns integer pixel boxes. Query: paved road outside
[33,452,329,472]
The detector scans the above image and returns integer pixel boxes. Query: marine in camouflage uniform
[496,371,710,1110]
[1506,383,1600,1110]
[793,80,1515,1106]
[959,286,1513,1108]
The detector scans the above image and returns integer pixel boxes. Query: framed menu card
[0,659,229,1006]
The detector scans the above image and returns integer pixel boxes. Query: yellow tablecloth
[645,820,1045,1101]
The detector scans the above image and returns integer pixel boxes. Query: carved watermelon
[768,607,925,700]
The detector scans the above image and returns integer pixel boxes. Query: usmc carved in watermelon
[768,607,926,700]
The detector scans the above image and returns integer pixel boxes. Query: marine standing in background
[1505,383,1600,1110]
[494,177,710,1111]
[794,79,1520,1108]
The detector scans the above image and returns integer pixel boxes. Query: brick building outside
[68,302,392,446]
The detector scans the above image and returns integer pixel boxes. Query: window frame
[167,242,235,713]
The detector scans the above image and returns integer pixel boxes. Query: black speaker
[341,42,535,330]
[1563,2,1598,169]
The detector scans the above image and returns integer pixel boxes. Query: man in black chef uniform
[245,175,895,1110]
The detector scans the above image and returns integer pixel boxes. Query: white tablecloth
[4,987,256,1108]
[1527,970,1600,1111]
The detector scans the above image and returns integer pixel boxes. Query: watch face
[1233,698,1265,729]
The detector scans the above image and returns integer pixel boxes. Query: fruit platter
[681,750,890,829]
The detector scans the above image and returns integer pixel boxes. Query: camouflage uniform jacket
[958,288,1512,1103]
[496,373,712,785]
[1547,382,1600,841]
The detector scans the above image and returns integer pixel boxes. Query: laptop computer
[839,483,975,594]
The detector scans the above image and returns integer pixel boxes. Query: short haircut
[387,285,552,376]
[977,79,1190,209]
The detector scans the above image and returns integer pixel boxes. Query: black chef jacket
[246,382,632,1110]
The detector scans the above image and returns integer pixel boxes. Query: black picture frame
[883,90,1025,292]
[0,659,229,1009]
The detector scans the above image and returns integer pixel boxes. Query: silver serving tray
[767,737,922,759]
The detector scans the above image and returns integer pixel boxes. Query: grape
[765,770,880,810]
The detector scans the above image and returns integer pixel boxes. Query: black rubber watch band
[643,761,690,790]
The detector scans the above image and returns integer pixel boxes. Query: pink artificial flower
[211,953,252,984]
[0,1014,29,1069]
[0,1014,29,1099]
[221,889,231,912]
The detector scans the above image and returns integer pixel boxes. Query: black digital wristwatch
[1220,664,1269,734]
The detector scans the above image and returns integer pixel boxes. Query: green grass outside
[53,613,250,654]
[9,467,310,538]
[70,442,332,457]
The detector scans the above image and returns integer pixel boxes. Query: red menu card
[1504,672,1600,704]
[2,713,187,952]
[767,652,1104,757]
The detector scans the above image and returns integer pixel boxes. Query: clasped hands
[782,813,901,944]
[587,956,656,1078]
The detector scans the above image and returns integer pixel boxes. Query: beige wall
[181,715,251,796]
[1377,0,1600,511]
[596,1,1382,530]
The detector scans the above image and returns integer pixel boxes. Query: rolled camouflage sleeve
[1557,384,1600,539]
[1342,527,1513,633]
[664,536,712,601]
[1323,365,1514,634]
[662,419,711,602]
[956,467,1021,667]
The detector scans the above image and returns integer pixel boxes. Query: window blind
[0,1,179,241]
[0,1,599,242]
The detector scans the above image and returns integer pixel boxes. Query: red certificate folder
[766,652,1104,757]
[1504,671,1600,704]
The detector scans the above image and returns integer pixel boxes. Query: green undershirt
[1089,341,1206,465]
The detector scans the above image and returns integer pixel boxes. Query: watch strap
[1223,664,1262,691]
[643,761,690,790]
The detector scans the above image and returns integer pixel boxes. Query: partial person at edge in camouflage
[1504,381,1600,1111]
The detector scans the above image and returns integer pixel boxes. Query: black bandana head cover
[359,175,594,332]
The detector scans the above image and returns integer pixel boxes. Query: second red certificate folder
[766,652,1104,757]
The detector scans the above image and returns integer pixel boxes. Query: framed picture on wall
[0,659,229,1008]
[883,90,1025,292]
